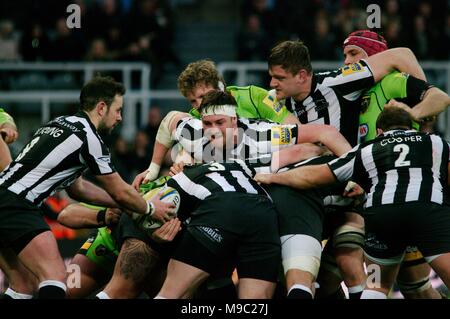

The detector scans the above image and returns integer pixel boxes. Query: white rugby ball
[140,185,181,232]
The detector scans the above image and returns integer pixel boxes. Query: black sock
[287,288,313,299]
[38,285,66,299]
[318,286,347,299]
[349,291,363,299]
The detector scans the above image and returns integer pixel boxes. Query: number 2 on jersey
[394,144,410,167]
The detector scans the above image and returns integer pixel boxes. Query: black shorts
[0,188,50,254]
[266,184,324,241]
[173,193,281,282]
[364,202,450,262]
[173,225,280,282]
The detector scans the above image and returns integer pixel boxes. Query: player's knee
[319,250,343,281]
[332,225,365,249]
[281,235,322,279]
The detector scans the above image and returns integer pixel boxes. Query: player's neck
[83,110,100,130]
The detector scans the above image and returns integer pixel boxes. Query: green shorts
[78,226,119,274]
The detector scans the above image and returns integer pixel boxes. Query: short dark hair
[79,76,125,111]
[268,40,312,75]
[376,107,413,131]
[198,90,237,115]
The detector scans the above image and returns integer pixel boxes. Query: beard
[98,121,115,135]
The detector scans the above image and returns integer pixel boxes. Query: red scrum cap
[343,30,388,57]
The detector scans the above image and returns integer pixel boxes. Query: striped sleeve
[65,115,115,175]
[327,144,361,182]
[240,119,298,155]
[230,155,273,176]
[174,117,206,162]
[80,131,115,175]
[319,60,374,101]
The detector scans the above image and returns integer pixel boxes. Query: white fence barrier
[1,61,449,140]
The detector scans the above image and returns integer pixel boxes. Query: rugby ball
[140,186,181,232]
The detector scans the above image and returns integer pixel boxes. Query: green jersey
[358,71,432,143]
[189,85,291,123]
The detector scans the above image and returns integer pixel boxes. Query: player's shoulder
[177,115,202,129]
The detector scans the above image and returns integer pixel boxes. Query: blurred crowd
[0,0,448,68]
[237,0,450,61]
[0,0,180,86]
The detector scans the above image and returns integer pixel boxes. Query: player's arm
[270,143,327,172]
[381,72,450,121]
[256,142,360,188]
[296,124,352,156]
[132,111,191,189]
[96,172,175,223]
[67,177,119,208]
[388,88,450,121]
[281,113,301,125]
[365,48,426,82]
[255,164,336,189]
[57,203,121,229]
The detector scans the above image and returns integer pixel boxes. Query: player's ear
[297,69,308,84]
[96,101,107,117]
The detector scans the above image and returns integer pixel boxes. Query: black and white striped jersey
[167,161,269,215]
[279,155,356,209]
[285,61,374,146]
[0,111,115,206]
[328,129,450,208]
[174,117,298,163]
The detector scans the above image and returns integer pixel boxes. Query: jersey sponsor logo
[359,123,369,143]
[198,226,223,243]
[98,156,111,163]
[54,117,80,132]
[263,93,275,106]
[341,62,364,76]
[403,246,424,261]
[95,244,108,256]
[271,126,292,145]
[263,93,284,114]
[359,124,369,138]
[361,94,370,113]
[273,101,283,114]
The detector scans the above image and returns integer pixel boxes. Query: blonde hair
[177,60,224,97]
